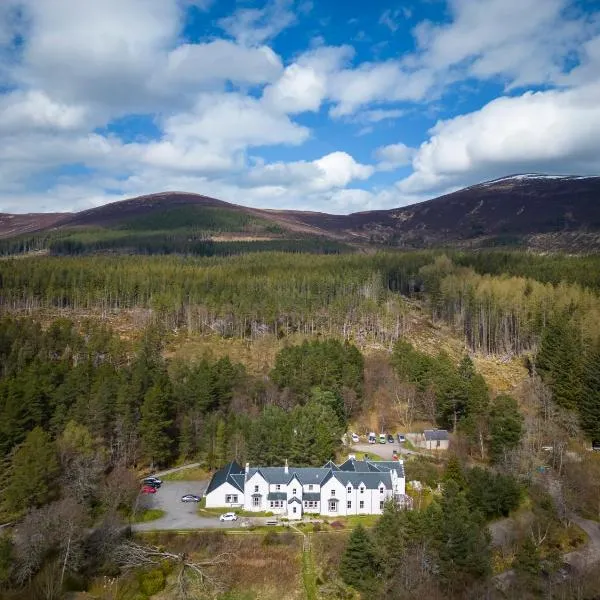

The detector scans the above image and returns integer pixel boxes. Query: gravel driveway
[350,441,425,460]
[133,481,243,531]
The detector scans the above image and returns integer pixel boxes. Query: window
[347,501,351,509]
[225,495,238,504]
[293,506,297,514]
[379,487,384,494]
[331,489,335,497]
[253,496,260,507]
[254,485,259,493]
[380,501,384,510]
[276,484,281,491]
[360,487,364,494]
[293,488,297,495]
[347,486,352,494]
[359,501,364,509]
[328,500,337,512]
[308,484,313,491]
[270,501,274,508]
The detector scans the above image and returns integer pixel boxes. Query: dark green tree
[339,524,377,593]
[140,380,174,467]
[580,340,600,442]
[488,395,523,463]
[433,481,491,589]
[4,427,59,513]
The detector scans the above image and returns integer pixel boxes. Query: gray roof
[338,459,404,479]
[208,459,404,496]
[424,429,449,441]
[331,471,392,490]
[247,467,332,486]
[288,497,302,505]
[267,492,287,501]
[205,461,245,495]
[303,493,320,502]
[322,460,340,471]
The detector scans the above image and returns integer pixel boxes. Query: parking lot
[133,481,242,531]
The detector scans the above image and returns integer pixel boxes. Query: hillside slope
[1,174,599,252]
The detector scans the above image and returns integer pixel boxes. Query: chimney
[284,459,289,474]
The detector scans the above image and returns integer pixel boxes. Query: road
[146,462,202,478]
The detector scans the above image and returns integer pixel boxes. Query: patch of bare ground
[141,531,303,600]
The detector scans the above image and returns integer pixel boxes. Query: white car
[219,512,238,522]
[351,433,360,443]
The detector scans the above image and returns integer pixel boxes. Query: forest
[0,247,599,599]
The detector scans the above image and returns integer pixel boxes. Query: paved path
[132,481,279,532]
[147,462,203,478]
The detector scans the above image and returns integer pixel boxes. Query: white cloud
[164,41,283,89]
[0,90,91,133]
[218,0,297,47]
[262,45,352,114]
[399,81,600,194]
[375,143,415,171]
[379,8,411,33]
[246,151,374,192]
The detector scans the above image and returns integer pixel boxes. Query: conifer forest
[1,244,600,600]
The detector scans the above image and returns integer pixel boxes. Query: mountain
[1,174,599,252]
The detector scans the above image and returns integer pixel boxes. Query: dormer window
[276,484,281,491]
[360,487,364,494]
[308,484,313,491]
[379,486,384,494]
[331,489,335,497]
[347,486,352,494]
[293,488,297,495]
[254,485,259,493]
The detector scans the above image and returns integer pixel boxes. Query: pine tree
[443,455,466,490]
[433,481,491,589]
[580,341,600,442]
[488,395,523,463]
[513,536,541,578]
[5,427,60,513]
[339,524,377,592]
[140,381,174,468]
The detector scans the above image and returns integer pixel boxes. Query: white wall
[244,472,268,512]
[205,481,243,508]
[287,476,302,500]
[320,477,347,517]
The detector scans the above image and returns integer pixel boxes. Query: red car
[141,485,157,494]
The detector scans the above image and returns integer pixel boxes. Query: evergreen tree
[5,427,59,513]
[536,317,583,410]
[488,395,523,463]
[433,481,491,589]
[443,455,466,490]
[580,340,600,442]
[513,536,542,578]
[339,525,377,592]
[140,380,174,468]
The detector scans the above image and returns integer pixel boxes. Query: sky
[0,0,599,214]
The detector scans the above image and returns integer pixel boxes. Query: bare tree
[114,540,232,598]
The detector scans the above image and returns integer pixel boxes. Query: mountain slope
[1,174,599,252]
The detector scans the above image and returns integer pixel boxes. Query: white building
[205,457,406,519]
[416,429,450,451]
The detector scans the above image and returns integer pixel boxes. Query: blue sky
[0,0,599,214]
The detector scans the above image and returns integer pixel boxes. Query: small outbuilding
[417,429,450,451]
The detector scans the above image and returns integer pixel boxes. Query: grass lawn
[132,508,165,523]
[161,466,211,481]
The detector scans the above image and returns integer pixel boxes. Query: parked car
[397,433,406,443]
[219,512,238,522]
[379,433,387,444]
[368,432,377,444]
[181,494,201,503]
[351,433,360,443]
[141,485,157,494]
[387,434,394,444]
[142,477,162,487]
